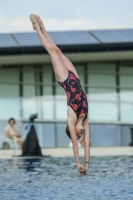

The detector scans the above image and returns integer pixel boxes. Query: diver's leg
[35,14,79,77]
[30,14,68,82]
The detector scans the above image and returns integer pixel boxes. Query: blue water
[0,156,133,200]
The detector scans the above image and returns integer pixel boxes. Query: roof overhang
[0,42,133,56]
[0,50,133,65]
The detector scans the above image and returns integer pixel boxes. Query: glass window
[120,75,133,87]
[121,125,133,146]
[43,86,53,96]
[88,88,117,101]
[120,89,133,102]
[55,84,67,119]
[34,97,42,119]
[56,123,71,147]
[75,64,85,85]
[120,103,133,121]
[35,67,41,83]
[0,98,21,118]
[120,65,133,75]
[42,97,54,119]
[0,84,19,98]
[0,68,19,82]
[22,97,37,118]
[88,62,115,73]
[22,66,36,116]
[23,66,35,83]
[88,74,116,87]
[0,67,20,119]
[89,102,118,121]
[23,85,36,97]
[90,124,121,146]
[36,85,41,97]
[55,100,67,119]
[119,65,133,121]
[0,67,19,98]
[0,120,9,148]
[75,65,84,73]
[42,65,53,83]
[78,73,85,85]
[41,123,55,147]
[22,66,37,118]
[35,123,55,148]
[56,86,66,96]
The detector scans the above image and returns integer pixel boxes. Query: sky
[0,0,133,33]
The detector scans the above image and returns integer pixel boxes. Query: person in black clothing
[22,114,42,157]
[22,124,42,157]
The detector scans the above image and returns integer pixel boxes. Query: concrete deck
[0,147,133,159]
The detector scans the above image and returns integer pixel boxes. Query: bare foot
[29,14,40,30]
[34,14,46,32]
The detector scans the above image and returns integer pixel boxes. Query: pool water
[0,156,133,200]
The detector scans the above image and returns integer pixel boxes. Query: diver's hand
[77,164,86,175]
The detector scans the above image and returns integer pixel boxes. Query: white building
[0,29,133,147]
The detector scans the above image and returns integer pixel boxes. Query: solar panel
[13,31,99,46]
[0,34,17,47]
[48,31,73,45]
[64,31,99,44]
[13,32,41,46]
[116,29,133,42]
[91,30,127,43]
[1,29,133,50]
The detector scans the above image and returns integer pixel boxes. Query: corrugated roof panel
[0,34,17,47]
[91,30,127,43]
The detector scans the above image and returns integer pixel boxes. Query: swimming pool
[0,156,133,200]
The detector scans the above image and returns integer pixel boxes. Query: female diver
[30,14,90,175]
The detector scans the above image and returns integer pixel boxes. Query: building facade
[0,29,133,148]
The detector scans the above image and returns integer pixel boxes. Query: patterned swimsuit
[58,70,88,120]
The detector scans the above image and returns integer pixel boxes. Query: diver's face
[9,120,15,126]
[76,128,84,139]
[75,115,85,139]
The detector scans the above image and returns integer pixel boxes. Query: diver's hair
[8,118,16,124]
[66,125,71,139]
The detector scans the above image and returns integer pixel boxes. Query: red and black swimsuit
[58,70,88,120]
